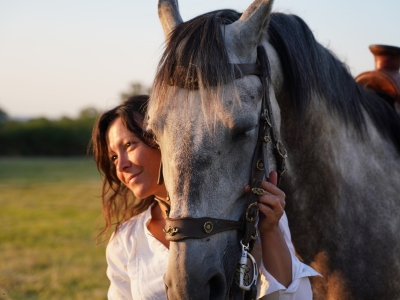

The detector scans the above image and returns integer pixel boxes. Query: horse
[146,0,400,299]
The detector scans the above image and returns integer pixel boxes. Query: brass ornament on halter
[262,109,272,128]
[276,141,288,158]
[203,221,214,233]
[262,135,271,143]
[251,227,259,241]
[278,168,287,177]
[163,226,179,236]
[256,160,264,171]
[251,188,265,196]
[245,202,259,222]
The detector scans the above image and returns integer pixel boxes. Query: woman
[92,95,319,299]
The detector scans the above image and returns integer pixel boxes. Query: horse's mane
[151,9,239,119]
[267,13,400,149]
[151,9,400,149]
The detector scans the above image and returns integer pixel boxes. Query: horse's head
[148,0,282,298]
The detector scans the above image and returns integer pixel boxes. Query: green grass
[0,157,109,300]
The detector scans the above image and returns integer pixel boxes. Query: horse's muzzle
[164,268,228,300]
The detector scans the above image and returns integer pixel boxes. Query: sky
[1,0,399,119]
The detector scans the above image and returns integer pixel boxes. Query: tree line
[0,82,150,156]
[0,108,99,156]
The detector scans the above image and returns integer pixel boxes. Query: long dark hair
[91,95,157,240]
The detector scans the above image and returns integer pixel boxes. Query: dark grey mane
[152,9,239,94]
[267,13,400,149]
[152,9,400,149]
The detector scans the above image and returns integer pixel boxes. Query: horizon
[1,0,399,119]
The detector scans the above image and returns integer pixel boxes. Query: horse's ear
[226,0,273,61]
[158,0,183,41]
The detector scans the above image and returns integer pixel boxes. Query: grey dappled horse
[147,0,400,299]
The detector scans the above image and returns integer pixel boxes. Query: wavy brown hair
[92,95,157,241]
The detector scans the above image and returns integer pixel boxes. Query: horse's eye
[235,132,247,139]
[233,126,256,141]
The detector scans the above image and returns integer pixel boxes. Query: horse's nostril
[209,272,227,300]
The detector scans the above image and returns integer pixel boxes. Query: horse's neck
[280,96,400,261]
[282,96,399,182]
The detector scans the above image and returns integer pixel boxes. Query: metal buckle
[262,109,272,128]
[238,240,258,291]
[251,227,259,241]
[276,141,288,158]
[261,135,271,143]
[251,188,264,196]
[163,226,179,236]
[245,202,259,222]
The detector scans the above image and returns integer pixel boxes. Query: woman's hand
[257,170,286,234]
[244,170,292,287]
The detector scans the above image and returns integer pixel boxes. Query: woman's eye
[125,141,137,150]
[111,155,118,162]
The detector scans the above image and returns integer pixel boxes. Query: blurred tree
[78,107,100,119]
[120,82,151,101]
[0,107,8,124]
[0,107,101,156]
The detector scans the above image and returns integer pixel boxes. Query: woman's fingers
[260,181,285,209]
[261,180,285,195]
[258,193,284,233]
[259,171,286,212]
[244,171,285,210]
[258,193,284,213]
[268,170,278,186]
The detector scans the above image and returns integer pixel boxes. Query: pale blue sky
[1,0,399,119]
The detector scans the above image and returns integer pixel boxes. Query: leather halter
[163,46,287,244]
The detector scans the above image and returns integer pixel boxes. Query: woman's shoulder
[116,206,151,238]
[108,206,150,249]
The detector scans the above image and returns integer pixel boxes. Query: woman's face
[106,117,167,199]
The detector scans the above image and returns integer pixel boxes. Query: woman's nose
[116,153,131,172]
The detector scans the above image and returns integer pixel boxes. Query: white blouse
[106,204,319,300]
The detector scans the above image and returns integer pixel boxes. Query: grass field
[0,157,109,300]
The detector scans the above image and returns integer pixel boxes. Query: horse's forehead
[156,80,261,134]
[223,23,258,64]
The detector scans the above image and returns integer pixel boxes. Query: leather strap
[164,217,242,241]
[233,64,262,79]
[255,46,287,186]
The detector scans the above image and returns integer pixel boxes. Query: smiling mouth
[126,172,142,184]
